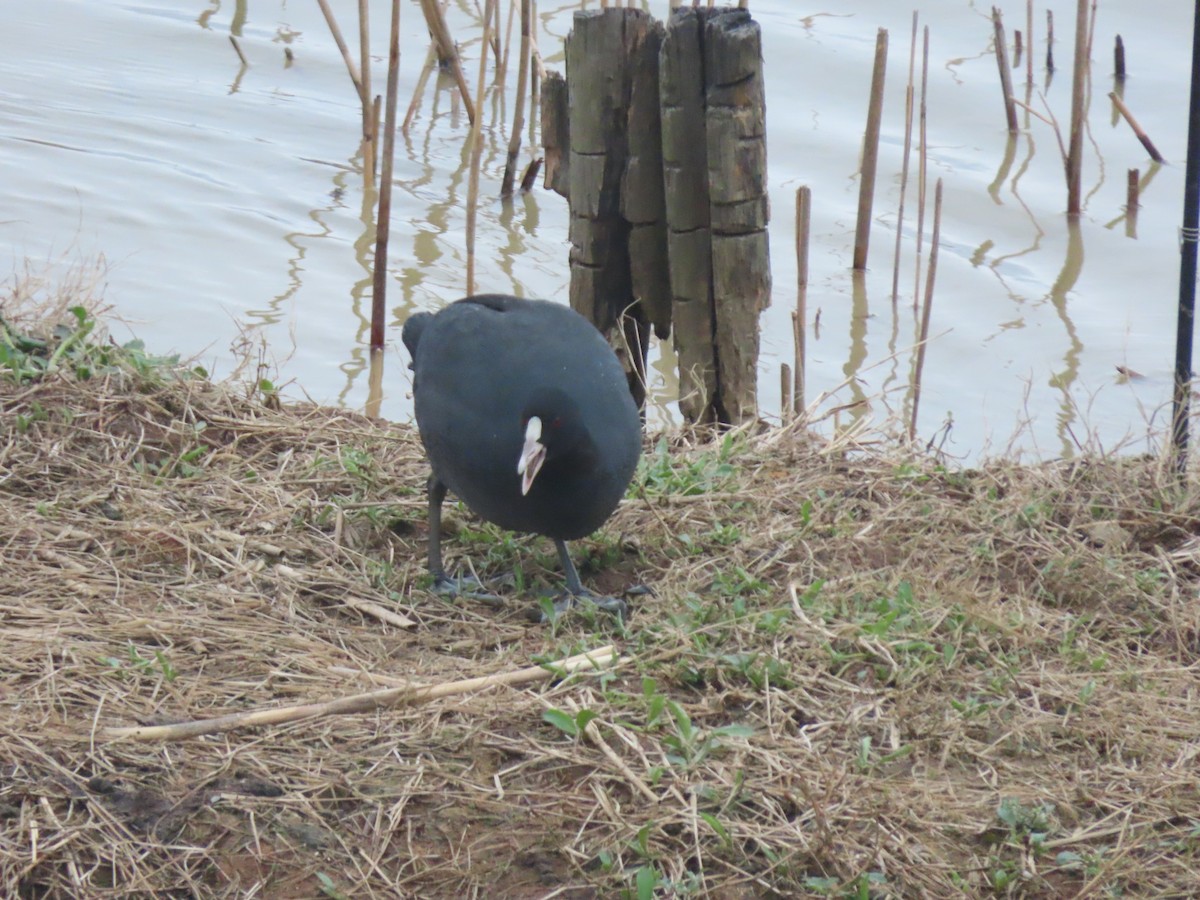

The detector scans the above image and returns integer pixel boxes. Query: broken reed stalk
[1026,0,1034,84]
[912,26,930,311]
[501,0,532,198]
[992,8,1019,133]
[466,0,496,293]
[910,178,943,442]
[370,0,402,351]
[100,646,618,742]
[1066,0,1088,215]
[358,0,375,185]
[519,158,542,192]
[1109,92,1166,163]
[316,0,366,100]
[1126,167,1140,210]
[795,186,811,415]
[1014,29,1023,67]
[1115,34,1126,81]
[228,36,249,68]
[419,0,477,124]
[853,28,888,271]
[403,45,439,134]
[1046,10,1055,73]
[891,13,918,303]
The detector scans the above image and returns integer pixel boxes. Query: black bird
[402,294,641,617]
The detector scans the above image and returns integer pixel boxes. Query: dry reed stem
[794,185,811,415]
[1025,0,1034,84]
[501,0,517,76]
[315,0,365,101]
[1109,91,1166,163]
[101,646,616,741]
[6,293,1200,897]
[401,43,439,134]
[912,25,929,311]
[465,0,495,292]
[909,178,943,441]
[992,7,1019,133]
[891,12,918,303]
[1126,166,1140,211]
[418,0,477,124]
[852,28,888,271]
[1047,9,1056,72]
[1066,0,1089,215]
[357,0,375,185]
[500,0,531,199]
[369,0,401,351]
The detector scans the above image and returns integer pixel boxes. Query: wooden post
[661,7,717,424]
[704,8,770,425]
[548,6,769,426]
[540,71,570,196]
[561,9,666,405]
[625,20,673,341]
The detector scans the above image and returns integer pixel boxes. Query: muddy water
[1,1,1191,461]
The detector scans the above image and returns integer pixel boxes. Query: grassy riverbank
[3,296,1199,898]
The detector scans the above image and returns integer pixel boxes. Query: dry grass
[3,297,1200,898]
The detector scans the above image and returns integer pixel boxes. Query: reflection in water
[366,347,385,418]
[1,0,1189,463]
[985,128,1043,331]
[987,132,1018,204]
[1048,217,1085,458]
[843,270,871,421]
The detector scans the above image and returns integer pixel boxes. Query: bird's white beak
[517,416,546,496]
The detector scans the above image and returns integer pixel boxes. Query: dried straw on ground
[3,297,1200,898]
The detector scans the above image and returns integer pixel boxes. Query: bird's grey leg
[426,475,499,602]
[548,539,629,620]
[427,475,448,582]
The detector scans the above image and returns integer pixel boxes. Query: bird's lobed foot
[431,573,504,606]
[536,588,630,623]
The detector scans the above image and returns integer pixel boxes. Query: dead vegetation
[3,297,1200,898]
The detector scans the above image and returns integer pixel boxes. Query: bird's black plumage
[403,294,641,616]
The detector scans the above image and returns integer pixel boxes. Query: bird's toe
[539,588,629,623]
[432,573,504,606]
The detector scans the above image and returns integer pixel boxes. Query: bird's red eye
[551,416,563,429]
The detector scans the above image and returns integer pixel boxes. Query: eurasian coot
[402,294,641,617]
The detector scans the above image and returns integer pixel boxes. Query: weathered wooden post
[541,9,668,408]
[543,5,769,427]
[660,8,716,425]
[699,8,770,426]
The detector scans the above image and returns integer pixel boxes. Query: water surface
[1,0,1191,460]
